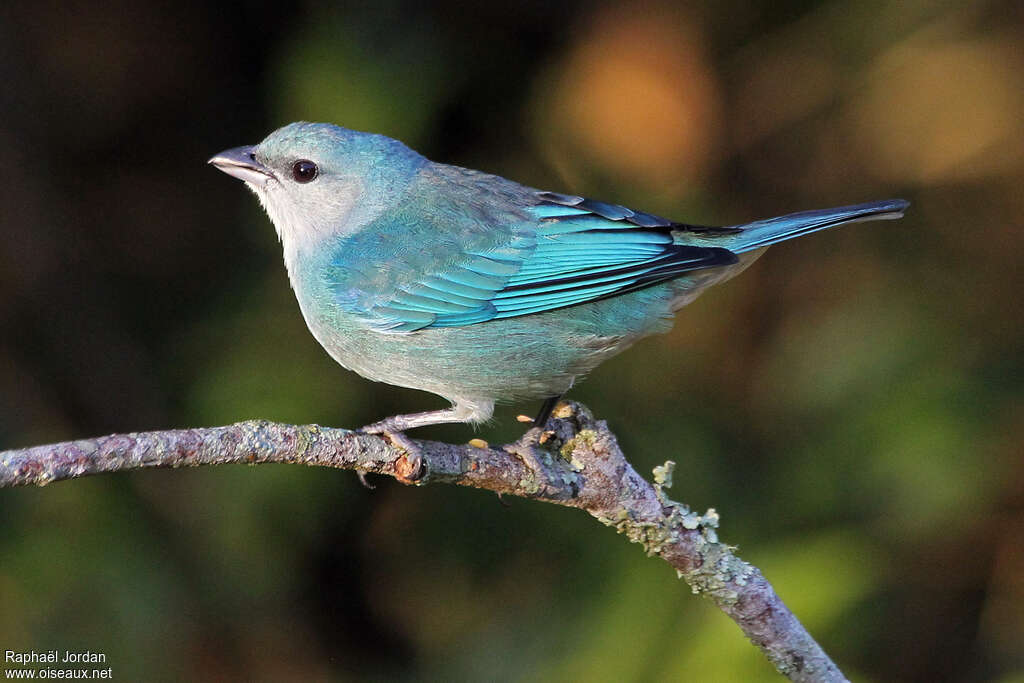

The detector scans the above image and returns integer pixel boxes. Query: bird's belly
[307,315,609,403]
[296,275,729,405]
[299,293,682,404]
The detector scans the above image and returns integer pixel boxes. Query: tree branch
[0,402,847,682]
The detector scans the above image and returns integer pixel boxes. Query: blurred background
[0,0,1021,680]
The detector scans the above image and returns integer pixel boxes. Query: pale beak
[208,145,274,186]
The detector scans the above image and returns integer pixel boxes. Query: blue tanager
[210,122,908,447]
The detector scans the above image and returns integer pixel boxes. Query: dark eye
[291,159,318,183]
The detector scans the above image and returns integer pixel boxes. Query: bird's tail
[724,199,909,253]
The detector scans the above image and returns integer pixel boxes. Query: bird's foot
[361,420,424,483]
[360,403,494,483]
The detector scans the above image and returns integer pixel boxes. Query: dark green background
[1,1,1021,680]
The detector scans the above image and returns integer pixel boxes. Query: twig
[0,402,847,682]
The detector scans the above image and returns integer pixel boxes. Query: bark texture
[1,402,848,682]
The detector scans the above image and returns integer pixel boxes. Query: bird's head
[209,122,425,251]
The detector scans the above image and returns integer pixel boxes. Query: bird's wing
[336,185,737,333]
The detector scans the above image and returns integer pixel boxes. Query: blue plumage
[209,122,909,435]
[332,194,741,332]
[720,200,909,252]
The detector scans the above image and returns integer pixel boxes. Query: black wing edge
[534,191,742,235]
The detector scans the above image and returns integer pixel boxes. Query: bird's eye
[291,159,318,183]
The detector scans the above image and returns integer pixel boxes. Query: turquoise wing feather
[341,188,737,333]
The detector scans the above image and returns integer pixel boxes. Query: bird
[209,121,908,446]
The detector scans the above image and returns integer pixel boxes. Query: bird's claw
[361,422,424,483]
[356,471,376,489]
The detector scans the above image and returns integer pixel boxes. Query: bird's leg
[533,394,564,427]
[361,401,494,482]
[362,408,478,434]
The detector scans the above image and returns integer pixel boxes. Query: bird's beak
[208,145,274,185]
